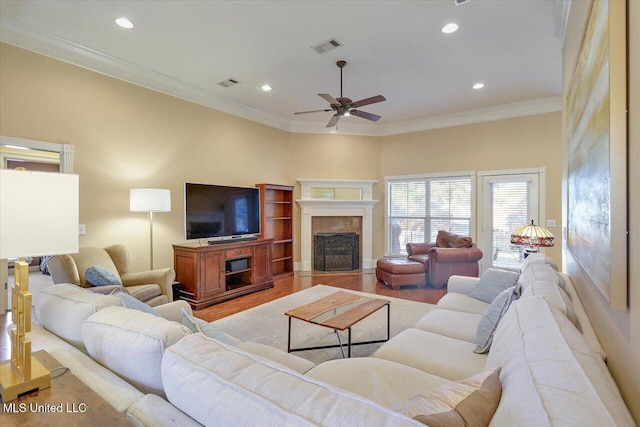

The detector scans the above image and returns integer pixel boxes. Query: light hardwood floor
[0,270,445,360]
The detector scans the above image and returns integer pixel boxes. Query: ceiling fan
[294,60,386,128]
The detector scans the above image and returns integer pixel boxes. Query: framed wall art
[566,0,627,309]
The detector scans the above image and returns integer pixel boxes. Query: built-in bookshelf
[256,183,294,278]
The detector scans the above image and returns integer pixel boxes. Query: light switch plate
[79,224,86,235]
[546,219,556,228]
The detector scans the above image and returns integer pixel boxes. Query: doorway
[478,169,545,272]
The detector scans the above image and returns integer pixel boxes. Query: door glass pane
[491,181,529,269]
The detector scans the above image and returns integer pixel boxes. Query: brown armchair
[48,244,175,306]
[406,231,483,288]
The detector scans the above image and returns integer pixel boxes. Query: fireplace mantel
[296,179,378,272]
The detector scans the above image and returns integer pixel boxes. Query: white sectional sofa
[26,255,634,426]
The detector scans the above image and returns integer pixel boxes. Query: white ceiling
[0,0,567,136]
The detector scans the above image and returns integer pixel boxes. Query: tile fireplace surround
[297,179,378,272]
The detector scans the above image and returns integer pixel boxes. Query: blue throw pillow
[85,265,122,287]
[469,268,520,303]
[181,309,239,346]
[474,286,519,354]
[115,292,161,317]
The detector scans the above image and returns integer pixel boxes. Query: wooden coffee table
[285,291,390,358]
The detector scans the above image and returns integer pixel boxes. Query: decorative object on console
[130,188,171,269]
[0,169,79,401]
[510,220,554,258]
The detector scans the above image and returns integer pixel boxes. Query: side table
[0,350,130,426]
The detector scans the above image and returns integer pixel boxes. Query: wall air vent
[218,78,240,88]
[312,38,342,54]
[454,0,473,6]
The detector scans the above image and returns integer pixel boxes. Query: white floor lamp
[130,188,171,270]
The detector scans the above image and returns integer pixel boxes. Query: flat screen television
[184,183,261,242]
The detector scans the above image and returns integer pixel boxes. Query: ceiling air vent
[218,78,240,88]
[454,0,472,6]
[312,38,342,54]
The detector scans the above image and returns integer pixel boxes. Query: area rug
[211,284,435,365]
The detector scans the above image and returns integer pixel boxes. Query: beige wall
[562,0,639,422]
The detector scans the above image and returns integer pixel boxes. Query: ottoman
[376,258,426,290]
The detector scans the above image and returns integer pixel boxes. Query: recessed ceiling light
[260,84,273,92]
[115,17,134,29]
[473,83,485,90]
[441,23,459,34]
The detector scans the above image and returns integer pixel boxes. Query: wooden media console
[173,239,274,310]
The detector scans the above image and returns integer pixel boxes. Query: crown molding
[1,15,562,138]
[377,96,563,136]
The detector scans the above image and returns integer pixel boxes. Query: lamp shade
[0,169,79,258]
[510,220,555,248]
[130,189,171,212]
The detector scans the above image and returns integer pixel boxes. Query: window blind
[388,177,471,255]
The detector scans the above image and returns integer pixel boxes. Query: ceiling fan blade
[326,114,341,128]
[294,109,332,115]
[352,95,386,108]
[319,93,339,105]
[351,110,381,122]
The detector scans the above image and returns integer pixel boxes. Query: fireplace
[314,232,359,271]
[297,179,378,272]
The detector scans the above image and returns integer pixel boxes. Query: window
[387,175,472,255]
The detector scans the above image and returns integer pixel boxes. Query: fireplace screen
[314,232,359,271]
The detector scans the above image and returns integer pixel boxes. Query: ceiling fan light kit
[294,60,386,128]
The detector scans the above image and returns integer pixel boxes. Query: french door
[479,171,542,271]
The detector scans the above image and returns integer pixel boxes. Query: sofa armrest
[447,275,480,295]
[121,268,176,301]
[406,242,437,256]
[155,300,193,323]
[429,247,483,263]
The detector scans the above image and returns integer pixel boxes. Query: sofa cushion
[520,280,576,324]
[393,368,501,426]
[34,283,122,349]
[82,306,190,395]
[181,308,240,346]
[306,357,450,409]
[521,253,559,271]
[162,334,421,426]
[474,286,519,354]
[85,265,122,286]
[517,262,560,292]
[374,328,487,381]
[236,341,315,375]
[436,293,489,315]
[415,309,481,343]
[486,296,635,426]
[468,268,520,303]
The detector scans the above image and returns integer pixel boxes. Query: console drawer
[226,247,252,259]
